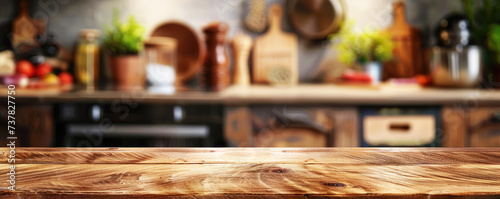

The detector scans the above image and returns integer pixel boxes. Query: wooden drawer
[360,107,441,147]
[364,115,436,146]
[0,105,53,147]
[470,107,500,147]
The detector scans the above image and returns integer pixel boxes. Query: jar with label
[75,29,100,90]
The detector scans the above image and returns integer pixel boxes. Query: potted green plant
[332,25,394,84]
[102,11,145,90]
[488,24,500,87]
[461,0,500,86]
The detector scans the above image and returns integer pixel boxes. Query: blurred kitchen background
[0,0,499,148]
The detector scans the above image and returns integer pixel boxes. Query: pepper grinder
[231,33,252,86]
[202,22,230,91]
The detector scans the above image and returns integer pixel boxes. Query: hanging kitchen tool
[151,22,206,85]
[231,33,252,86]
[13,0,37,47]
[288,0,346,40]
[384,1,423,79]
[253,4,298,85]
[245,0,267,33]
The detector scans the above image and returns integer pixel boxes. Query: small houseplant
[461,0,500,86]
[102,11,145,90]
[332,24,394,84]
[488,24,500,86]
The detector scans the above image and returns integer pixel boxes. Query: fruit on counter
[41,73,59,85]
[3,74,29,88]
[16,60,35,77]
[414,75,432,86]
[58,72,73,84]
[341,70,372,83]
[35,62,52,77]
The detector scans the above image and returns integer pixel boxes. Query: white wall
[32,0,462,81]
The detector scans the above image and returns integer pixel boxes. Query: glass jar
[143,37,177,93]
[75,29,100,90]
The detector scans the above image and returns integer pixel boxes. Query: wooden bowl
[151,22,206,83]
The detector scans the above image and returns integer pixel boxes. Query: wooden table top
[1,147,500,198]
[3,85,500,105]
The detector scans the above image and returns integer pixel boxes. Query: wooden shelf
[2,84,500,105]
[2,147,500,198]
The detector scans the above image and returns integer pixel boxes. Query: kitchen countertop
[1,147,499,198]
[2,84,500,105]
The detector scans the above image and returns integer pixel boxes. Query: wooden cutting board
[383,1,423,79]
[253,4,298,85]
[12,0,37,47]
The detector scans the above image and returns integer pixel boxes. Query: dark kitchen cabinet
[0,104,53,147]
[54,103,225,147]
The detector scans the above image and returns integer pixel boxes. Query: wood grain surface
[3,85,500,105]
[1,148,500,198]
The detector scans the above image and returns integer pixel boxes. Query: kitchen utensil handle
[448,51,459,80]
[19,0,28,16]
[268,4,283,33]
[271,115,329,134]
[388,122,411,132]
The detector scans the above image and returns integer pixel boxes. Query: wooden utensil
[288,0,346,40]
[231,33,252,86]
[12,0,37,47]
[253,4,298,85]
[151,22,206,85]
[384,1,423,79]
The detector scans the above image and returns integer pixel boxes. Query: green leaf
[102,9,145,56]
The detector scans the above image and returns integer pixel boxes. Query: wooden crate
[469,107,500,147]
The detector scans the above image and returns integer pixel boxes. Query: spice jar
[143,37,178,93]
[75,29,100,90]
[202,22,230,91]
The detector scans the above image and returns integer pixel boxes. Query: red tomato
[58,72,73,84]
[35,63,52,77]
[16,60,35,77]
[415,75,432,86]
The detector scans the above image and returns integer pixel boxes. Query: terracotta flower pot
[109,55,144,90]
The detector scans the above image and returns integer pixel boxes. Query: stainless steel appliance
[430,14,483,88]
[54,103,225,147]
[430,46,483,87]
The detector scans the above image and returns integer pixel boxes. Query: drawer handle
[389,123,411,132]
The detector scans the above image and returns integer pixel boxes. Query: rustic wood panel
[224,106,253,147]
[0,105,53,147]
[4,85,500,105]
[2,148,500,164]
[469,107,500,147]
[2,164,500,197]
[1,148,499,198]
[332,109,358,147]
[442,107,467,147]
